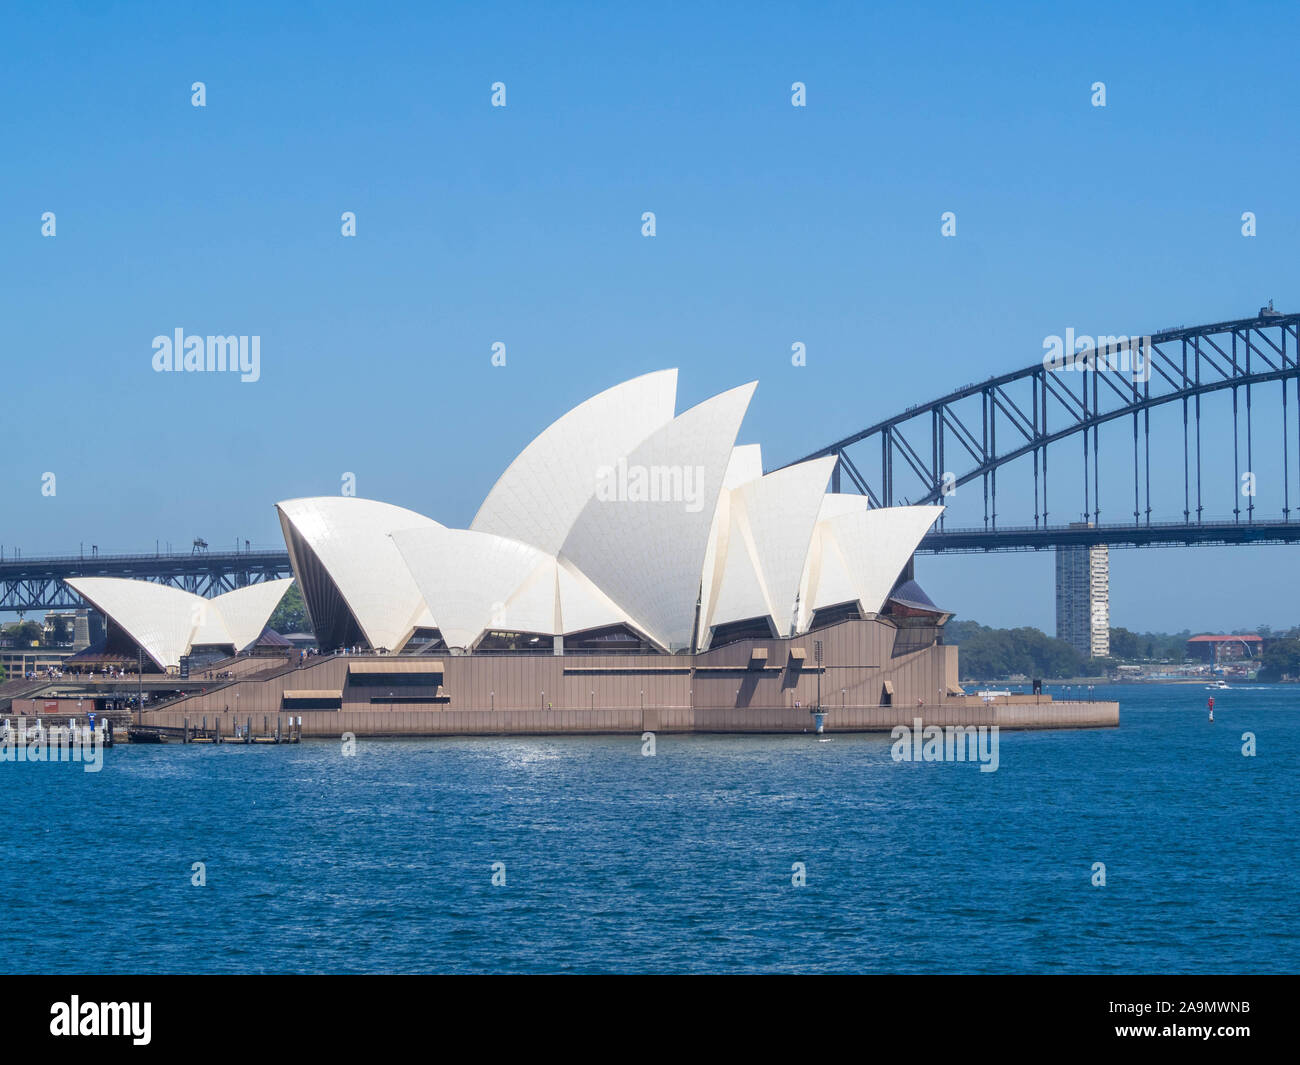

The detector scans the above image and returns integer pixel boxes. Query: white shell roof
[276,497,441,651]
[66,578,201,670]
[722,444,764,489]
[559,381,756,651]
[817,492,872,522]
[696,502,729,648]
[212,579,296,652]
[390,526,635,650]
[391,527,551,650]
[800,503,944,622]
[708,455,837,640]
[795,493,870,629]
[471,369,678,556]
[65,576,293,670]
[555,556,631,635]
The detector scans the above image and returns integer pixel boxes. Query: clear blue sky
[3,1,1297,633]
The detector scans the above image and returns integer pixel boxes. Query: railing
[0,546,287,565]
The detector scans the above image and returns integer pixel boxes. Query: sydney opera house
[49,370,998,734]
[277,370,946,660]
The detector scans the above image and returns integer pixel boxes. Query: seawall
[139,699,1118,738]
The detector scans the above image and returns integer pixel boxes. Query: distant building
[74,609,105,652]
[1186,634,1262,664]
[1056,526,1110,658]
[43,608,103,651]
[0,648,74,677]
[42,611,77,646]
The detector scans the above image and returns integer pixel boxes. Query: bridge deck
[922,519,1300,552]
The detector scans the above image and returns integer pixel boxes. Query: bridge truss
[785,309,1300,551]
[0,549,293,613]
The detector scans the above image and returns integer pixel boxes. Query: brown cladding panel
[128,619,1092,732]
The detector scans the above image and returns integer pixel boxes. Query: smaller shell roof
[64,576,293,670]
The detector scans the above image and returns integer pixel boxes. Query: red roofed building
[1186,634,1263,663]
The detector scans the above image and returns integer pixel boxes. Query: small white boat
[1205,680,1230,691]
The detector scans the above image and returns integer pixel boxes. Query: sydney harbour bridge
[4,306,1299,620]
[787,305,1300,553]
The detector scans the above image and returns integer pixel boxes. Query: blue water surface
[1,684,1295,973]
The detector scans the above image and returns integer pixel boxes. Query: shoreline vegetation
[948,620,1300,684]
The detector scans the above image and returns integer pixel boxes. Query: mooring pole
[815,639,823,712]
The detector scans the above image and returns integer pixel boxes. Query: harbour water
[2,684,1295,973]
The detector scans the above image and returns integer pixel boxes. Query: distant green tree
[948,620,1087,680]
[267,583,312,635]
[1157,631,1191,661]
[1108,627,1143,659]
[944,619,984,645]
[1,620,44,647]
[1102,627,1190,662]
[1259,638,1300,682]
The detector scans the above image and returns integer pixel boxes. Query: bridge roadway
[919,518,1300,552]
[0,548,293,611]
[3,516,1299,611]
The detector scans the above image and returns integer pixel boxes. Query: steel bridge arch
[784,309,1300,534]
